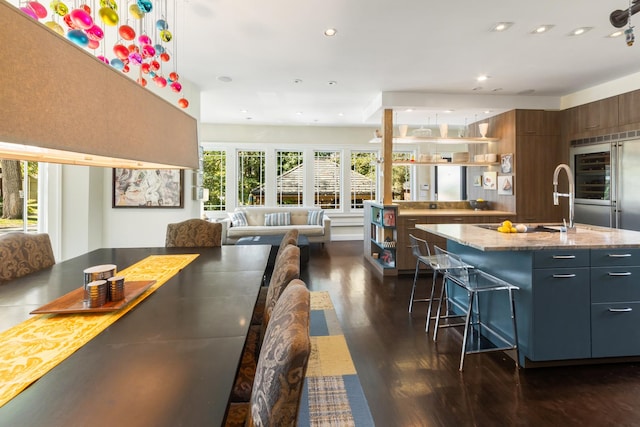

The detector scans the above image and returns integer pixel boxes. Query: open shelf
[369,136,499,144]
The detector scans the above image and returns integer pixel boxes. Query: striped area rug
[299,291,375,426]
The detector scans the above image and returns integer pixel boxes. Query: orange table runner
[0,254,198,407]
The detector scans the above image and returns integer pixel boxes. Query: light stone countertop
[398,209,515,217]
[416,223,640,251]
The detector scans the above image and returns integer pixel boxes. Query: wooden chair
[231,244,301,402]
[225,280,311,427]
[165,219,221,247]
[0,232,55,284]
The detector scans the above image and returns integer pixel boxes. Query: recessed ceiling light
[484,110,492,114]
[472,86,483,91]
[532,25,554,34]
[338,112,344,117]
[492,88,503,92]
[444,110,454,113]
[477,75,490,82]
[405,108,413,112]
[246,117,252,120]
[608,30,624,38]
[518,89,536,95]
[217,76,233,83]
[569,27,592,36]
[293,78,303,84]
[324,28,337,37]
[296,112,303,116]
[240,109,248,113]
[490,22,513,32]
[328,80,337,85]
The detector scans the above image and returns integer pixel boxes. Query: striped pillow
[228,211,248,227]
[265,212,291,226]
[307,210,324,225]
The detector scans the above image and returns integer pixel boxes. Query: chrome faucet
[553,163,575,231]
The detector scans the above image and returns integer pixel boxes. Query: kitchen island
[417,223,640,367]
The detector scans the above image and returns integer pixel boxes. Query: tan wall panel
[0,1,198,169]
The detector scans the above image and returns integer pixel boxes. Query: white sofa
[219,206,331,245]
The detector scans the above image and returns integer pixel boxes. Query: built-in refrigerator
[572,139,640,231]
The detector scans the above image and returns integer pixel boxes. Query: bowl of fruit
[469,199,489,210]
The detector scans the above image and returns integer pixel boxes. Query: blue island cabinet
[447,241,640,367]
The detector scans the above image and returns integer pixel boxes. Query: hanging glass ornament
[137,0,153,13]
[160,29,172,42]
[50,1,69,17]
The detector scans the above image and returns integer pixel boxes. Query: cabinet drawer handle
[553,273,576,278]
[608,272,632,276]
[552,255,576,259]
[608,308,633,313]
[608,253,632,258]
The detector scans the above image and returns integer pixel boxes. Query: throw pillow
[264,212,291,226]
[307,210,324,225]
[229,211,248,227]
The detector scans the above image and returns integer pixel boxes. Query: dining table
[0,245,270,427]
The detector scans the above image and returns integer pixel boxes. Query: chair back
[275,229,299,265]
[0,232,55,283]
[165,219,222,247]
[248,280,310,427]
[434,245,470,285]
[409,233,431,258]
[263,245,301,330]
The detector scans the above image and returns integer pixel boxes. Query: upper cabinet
[618,89,640,126]
[564,96,619,139]
[516,110,560,136]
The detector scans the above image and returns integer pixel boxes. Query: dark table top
[0,245,270,427]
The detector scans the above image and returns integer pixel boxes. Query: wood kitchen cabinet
[564,96,618,139]
[618,89,640,126]
[516,110,560,136]
[515,134,565,223]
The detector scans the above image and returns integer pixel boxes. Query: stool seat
[407,234,472,333]
[432,245,519,371]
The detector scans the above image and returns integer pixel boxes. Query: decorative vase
[398,124,408,138]
[479,123,489,138]
[439,123,448,138]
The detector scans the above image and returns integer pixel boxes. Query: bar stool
[408,234,473,333]
[432,246,519,371]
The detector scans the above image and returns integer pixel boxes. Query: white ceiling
[179,1,639,126]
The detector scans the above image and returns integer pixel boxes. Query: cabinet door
[516,110,560,136]
[577,97,618,134]
[592,302,640,357]
[515,135,565,223]
[531,267,591,361]
[618,89,640,126]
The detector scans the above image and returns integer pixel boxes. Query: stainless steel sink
[476,224,561,233]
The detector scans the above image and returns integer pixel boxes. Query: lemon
[510,227,518,233]
[502,220,513,229]
[497,226,505,233]
[477,198,484,202]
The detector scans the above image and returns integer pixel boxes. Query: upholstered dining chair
[275,229,299,265]
[225,280,311,427]
[0,232,55,283]
[231,244,301,402]
[164,218,222,247]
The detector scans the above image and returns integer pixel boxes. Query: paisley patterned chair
[0,232,55,283]
[225,280,310,427]
[231,244,301,402]
[165,219,222,247]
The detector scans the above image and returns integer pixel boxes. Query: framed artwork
[501,153,513,173]
[113,168,184,208]
[483,171,497,190]
[498,175,514,195]
[473,175,482,187]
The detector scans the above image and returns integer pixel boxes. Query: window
[202,150,226,211]
[237,150,265,206]
[0,160,38,234]
[276,151,303,206]
[314,151,341,210]
[392,151,412,201]
[350,151,377,209]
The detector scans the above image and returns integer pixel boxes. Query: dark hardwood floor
[302,241,640,427]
